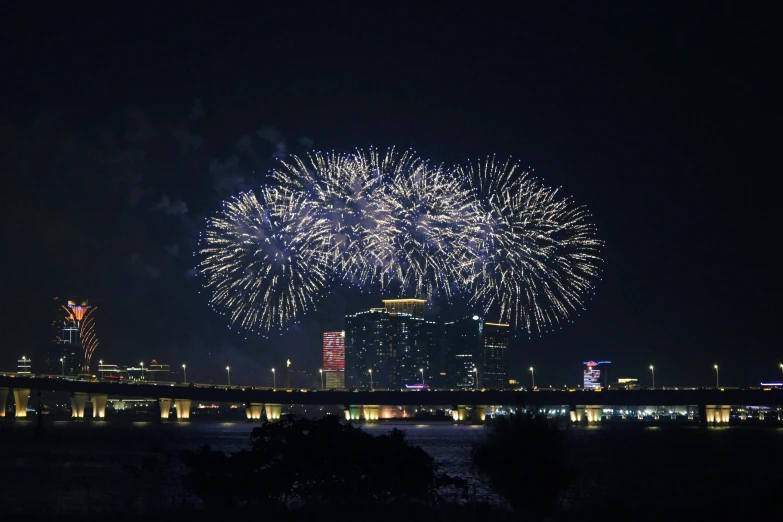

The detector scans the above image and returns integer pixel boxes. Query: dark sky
[1,3,779,387]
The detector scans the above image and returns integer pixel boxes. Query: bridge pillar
[759,411,765,421]
[574,406,586,423]
[363,405,380,422]
[13,388,30,417]
[92,394,108,418]
[245,402,264,420]
[452,405,469,422]
[175,399,191,419]
[265,403,282,422]
[0,387,8,417]
[344,405,362,421]
[71,392,87,418]
[704,405,730,423]
[586,405,602,423]
[158,398,173,419]
[471,405,487,424]
[568,405,577,422]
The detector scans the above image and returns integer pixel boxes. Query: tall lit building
[344,298,440,389]
[583,362,601,389]
[45,297,98,375]
[323,331,346,389]
[345,308,393,388]
[17,356,32,374]
[444,316,510,389]
[381,299,426,319]
[482,322,511,388]
[444,315,482,388]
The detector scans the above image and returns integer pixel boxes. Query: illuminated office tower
[323,331,346,389]
[444,316,510,389]
[381,299,426,319]
[345,308,393,388]
[444,315,483,388]
[481,322,511,389]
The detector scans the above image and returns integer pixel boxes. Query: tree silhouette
[472,414,575,518]
[181,415,442,512]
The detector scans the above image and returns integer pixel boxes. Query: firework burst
[199,189,332,331]
[462,156,603,332]
[199,149,602,334]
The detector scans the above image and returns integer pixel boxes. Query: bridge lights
[182,364,187,384]
[319,369,324,390]
[530,367,535,389]
[369,369,373,390]
[272,368,276,388]
[226,366,231,387]
[714,365,719,388]
[420,368,424,385]
[60,358,64,376]
[650,365,654,389]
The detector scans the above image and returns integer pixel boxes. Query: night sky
[1,3,779,388]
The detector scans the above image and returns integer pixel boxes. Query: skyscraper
[345,309,393,388]
[344,298,439,389]
[381,299,426,319]
[444,316,511,389]
[323,331,346,389]
[482,322,511,388]
[45,297,98,375]
[444,315,483,388]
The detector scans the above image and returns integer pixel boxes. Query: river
[0,418,780,515]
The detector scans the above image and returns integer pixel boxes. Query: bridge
[2,374,782,424]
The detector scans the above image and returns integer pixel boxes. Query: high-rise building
[482,322,511,388]
[323,331,346,389]
[444,315,483,389]
[444,316,511,389]
[48,297,99,373]
[17,356,32,374]
[44,297,96,375]
[345,309,393,388]
[583,361,611,389]
[381,299,426,319]
[344,298,438,389]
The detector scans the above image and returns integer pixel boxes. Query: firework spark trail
[461,156,603,332]
[199,149,602,333]
[200,189,332,331]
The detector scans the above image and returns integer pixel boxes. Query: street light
[780,363,782,380]
[530,367,535,389]
[420,368,424,385]
[99,360,103,380]
[272,368,276,388]
[319,369,324,390]
[369,369,373,390]
[226,366,231,387]
[714,364,719,388]
[473,367,478,389]
[60,357,64,376]
[650,365,655,389]
[182,364,187,384]
[140,362,144,381]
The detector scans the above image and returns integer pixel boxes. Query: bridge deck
[2,375,782,407]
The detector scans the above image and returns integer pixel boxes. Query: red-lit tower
[56,298,99,372]
[323,331,345,389]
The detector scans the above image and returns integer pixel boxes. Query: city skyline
[0,4,779,388]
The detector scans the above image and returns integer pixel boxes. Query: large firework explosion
[199,148,602,333]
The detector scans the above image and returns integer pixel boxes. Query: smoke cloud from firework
[198,148,602,333]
